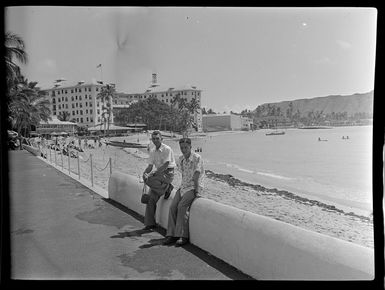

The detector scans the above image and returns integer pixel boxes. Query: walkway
[8,150,253,280]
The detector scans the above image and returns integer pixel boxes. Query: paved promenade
[8,150,253,280]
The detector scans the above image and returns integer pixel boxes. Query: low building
[36,116,78,137]
[202,114,253,132]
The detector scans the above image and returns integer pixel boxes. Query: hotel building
[202,114,253,132]
[113,74,203,132]
[43,80,113,128]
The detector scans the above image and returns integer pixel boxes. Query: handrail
[94,158,111,172]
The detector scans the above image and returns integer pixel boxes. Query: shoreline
[41,133,374,249]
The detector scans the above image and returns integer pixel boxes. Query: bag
[141,184,150,204]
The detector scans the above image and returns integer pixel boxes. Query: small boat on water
[106,140,147,148]
[266,130,285,136]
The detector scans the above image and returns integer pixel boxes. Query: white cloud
[336,40,352,50]
[36,58,57,74]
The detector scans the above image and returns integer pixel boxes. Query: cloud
[36,58,57,74]
[312,56,332,65]
[336,40,352,50]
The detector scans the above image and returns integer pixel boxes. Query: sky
[5,6,377,113]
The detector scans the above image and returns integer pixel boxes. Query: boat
[106,140,147,148]
[265,130,285,136]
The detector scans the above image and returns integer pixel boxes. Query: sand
[42,133,374,249]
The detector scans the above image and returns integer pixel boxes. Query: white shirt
[147,143,176,169]
[177,152,204,196]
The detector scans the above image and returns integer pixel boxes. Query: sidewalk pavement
[8,150,253,280]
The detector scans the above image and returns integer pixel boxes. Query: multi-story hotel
[43,80,113,128]
[114,74,203,132]
[43,74,203,132]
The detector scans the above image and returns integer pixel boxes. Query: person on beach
[163,137,204,247]
[142,130,176,230]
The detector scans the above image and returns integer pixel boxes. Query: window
[72,111,75,115]
[75,88,77,93]
[97,109,100,114]
[58,98,60,103]
[75,96,78,100]
[76,110,78,114]
[90,109,93,114]
[76,103,78,108]
[53,105,56,110]
[80,104,82,108]
[77,118,79,122]
[65,97,68,102]
[90,118,93,122]
[79,96,82,101]
[71,89,73,93]
[52,98,56,104]
[80,110,83,115]
[86,109,88,114]
[86,117,89,122]
[96,88,99,92]
[58,105,61,109]
[66,104,68,109]
[71,96,74,101]
[80,118,83,123]
[65,90,67,94]
[98,117,101,122]
[79,89,82,93]
[89,102,92,107]
[85,102,88,107]
[97,102,99,107]
[57,90,60,95]
[72,104,74,108]
[89,88,91,92]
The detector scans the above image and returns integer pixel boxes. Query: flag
[96,64,102,68]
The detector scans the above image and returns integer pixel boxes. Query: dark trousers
[144,169,174,226]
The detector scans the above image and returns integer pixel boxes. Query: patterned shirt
[147,143,176,169]
[177,152,204,196]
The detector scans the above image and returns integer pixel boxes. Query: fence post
[49,147,51,163]
[54,147,57,166]
[90,154,94,187]
[61,148,64,170]
[109,157,112,176]
[68,150,71,175]
[78,152,80,180]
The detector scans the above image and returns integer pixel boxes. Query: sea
[160,125,373,216]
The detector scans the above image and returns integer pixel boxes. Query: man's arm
[192,171,200,195]
[143,164,154,180]
[152,161,170,175]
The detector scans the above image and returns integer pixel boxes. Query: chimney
[152,73,157,84]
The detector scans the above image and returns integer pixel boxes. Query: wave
[256,171,293,181]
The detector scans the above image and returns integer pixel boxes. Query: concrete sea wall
[108,171,374,280]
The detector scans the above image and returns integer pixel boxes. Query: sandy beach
[43,132,373,249]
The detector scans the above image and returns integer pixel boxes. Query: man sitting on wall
[163,137,204,246]
[142,130,176,230]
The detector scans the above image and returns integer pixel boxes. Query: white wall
[108,171,374,280]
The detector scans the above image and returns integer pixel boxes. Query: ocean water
[163,126,373,215]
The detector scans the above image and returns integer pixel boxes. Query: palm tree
[97,84,115,136]
[5,32,28,91]
[57,111,71,122]
[8,78,51,136]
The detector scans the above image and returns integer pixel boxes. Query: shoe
[142,225,156,231]
[164,184,174,199]
[175,237,189,247]
[162,236,178,245]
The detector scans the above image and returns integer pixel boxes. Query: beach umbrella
[51,132,58,136]
[60,132,69,135]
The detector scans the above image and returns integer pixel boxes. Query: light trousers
[166,189,196,239]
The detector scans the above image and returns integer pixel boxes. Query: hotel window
[57,90,60,95]
[85,102,88,107]
[65,90,67,94]
[80,110,83,115]
[75,96,78,100]
[75,88,77,93]
[86,109,88,114]
[97,102,99,107]
[96,88,99,92]
[53,105,56,110]
[90,109,93,114]
[72,104,74,108]
[90,118,93,122]
[72,111,75,115]
[89,102,92,107]
[166,99,169,103]
[76,103,78,108]
[80,104,82,108]
[79,96,82,101]
[89,88,91,92]
[98,117,101,122]
[71,96,74,101]
[58,105,61,109]
[86,117,89,122]
[80,118,83,122]
[65,97,68,102]
[52,98,56,104]
[97,109,100,114]
[77,118,79,122]
[66,104,68,109]
[76,110,78,114]
[71,89,73,93]
[79,89,82,93]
